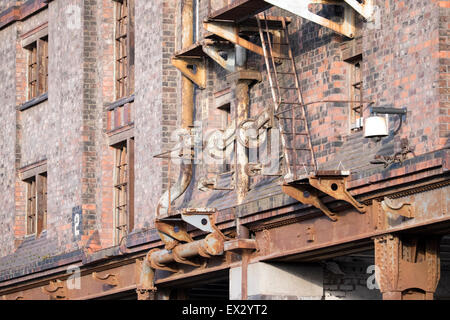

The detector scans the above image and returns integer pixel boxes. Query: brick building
[0,0,449,300]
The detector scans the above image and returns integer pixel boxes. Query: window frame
[24,35,49,101]
[112,137,134,246]
[24,171,47,237]
[114,0,135,100]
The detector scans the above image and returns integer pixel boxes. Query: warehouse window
[25,173,47,236]
[349,56,363,132]
[112,138,134,245]
[25,36,48,100]
[114,0,135,100]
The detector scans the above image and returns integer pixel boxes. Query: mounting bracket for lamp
[365,107,407,138]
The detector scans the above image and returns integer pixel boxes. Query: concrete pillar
[230,262,324,300]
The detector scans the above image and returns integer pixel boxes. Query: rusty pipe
[157,0,195,217]
[148,232,224,267]
[182,0,194,129]
[236,79,251,204]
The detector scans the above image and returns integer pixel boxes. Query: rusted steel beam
[254,186,449,263]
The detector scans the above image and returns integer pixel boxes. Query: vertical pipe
[235,45,251,300]
[157,0,195,217]
[181,0,194,130]
[236,79,250,204]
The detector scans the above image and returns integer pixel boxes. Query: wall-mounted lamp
[364,107,407,138]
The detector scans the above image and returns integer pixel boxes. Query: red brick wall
[439,1,450,145]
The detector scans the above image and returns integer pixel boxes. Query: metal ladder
[256,13,317,182]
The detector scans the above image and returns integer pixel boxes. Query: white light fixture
[364,115,388,138]
[364,107,407,139]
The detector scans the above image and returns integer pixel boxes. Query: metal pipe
[149,232,225,266]
[236,79,251,204]
[235,44,247,68]
[182,0,195,129]
[156,0,195,217]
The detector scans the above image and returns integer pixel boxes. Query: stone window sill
[18,92,48,111]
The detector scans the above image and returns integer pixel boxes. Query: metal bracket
[92,272,119,286]
[343,0,374,21]
[203,20,284,58]
[171,57,206,89]
[282,184,338,221]
[264,0,356,38]
[42,280,67,300]
[136,288,157,300]
[2,294,24,300]
[381,198,415,218]
[224,239,257,255]
[309,175,366,213]
[198,176,235,191]
[202,40,236,72]
[178,208,227,239]
[306,226,316,242]
[155,220,194,251]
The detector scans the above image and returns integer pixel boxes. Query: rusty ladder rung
[279,101,303,105]
[283,132,309,135]
[267,55,291,60]
[285,147,312,151]
[277,117,306,120]
[270,71,296,75]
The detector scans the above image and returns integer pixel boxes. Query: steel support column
[374,234,441,300]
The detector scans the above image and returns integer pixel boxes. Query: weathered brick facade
[0,0,449,301]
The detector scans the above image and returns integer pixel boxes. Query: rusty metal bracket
[171,57,206,89]
[306,226,316,242]
[203,20,284,58]
[198,176,235,191]
[136,288,157,300]
[42,280,67,300]
[202,40,236,72]
[224,239,257,254]
[381,198,415,218]
[178,208,228,240]
[2,293,24,300]
[92,272,119,287]
[282,184,338,221]
[264,0,356,38]
[309,175,366,213]
[155,220,194,251]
